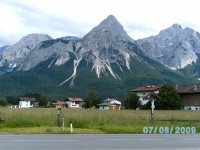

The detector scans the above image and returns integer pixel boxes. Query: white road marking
[103,139,164,141]
[183,138,200,141]
[12,140,78,142]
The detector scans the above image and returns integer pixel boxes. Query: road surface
[0,134,199,150]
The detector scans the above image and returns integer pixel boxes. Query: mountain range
[0,15,199,100]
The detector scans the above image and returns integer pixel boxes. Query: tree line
[0,85,182,110]
[83,85,182,110]
[0,93,48,107]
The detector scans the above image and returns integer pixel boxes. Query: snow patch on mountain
[59,57,82,86]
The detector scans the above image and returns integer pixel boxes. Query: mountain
[137,24,200,69]
[61,36,80,41]
[0,34,52,74]
[0,16,198,99]
[0,45,10,51]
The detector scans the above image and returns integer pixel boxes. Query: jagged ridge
[137,24,200,69]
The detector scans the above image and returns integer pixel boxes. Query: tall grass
[0,108,200,133]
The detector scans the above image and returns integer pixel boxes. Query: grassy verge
[0,108,200,134]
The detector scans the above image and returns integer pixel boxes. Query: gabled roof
[131,85,162,92]
[176,84,200,93]
[18,97,36,102]
[97,102,120,106]
[103,98,118,102]
[66,98,83,102]
[143,92,160,101]
[52,101,67,106]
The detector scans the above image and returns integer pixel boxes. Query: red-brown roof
[176,84,200,93]
[66,98,83,102]
[131,85,162,92]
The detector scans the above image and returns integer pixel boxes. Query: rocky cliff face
[0,34,52,73]
[1,16,200,86]
[137,24,200,69]
[0,45,10,51]
[81,15,135,79]
[13,15,139,86]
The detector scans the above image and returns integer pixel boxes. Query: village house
[65,98,84,108]
[176,84,200,110]
[132,84,200,110]
[131,85,162,105]
[18,97,36,108]
[98,98,121,110]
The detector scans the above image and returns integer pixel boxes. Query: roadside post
[62,118,65,131]
[151,100,155,122]
[57,108,61,127]
[70,121,73,133]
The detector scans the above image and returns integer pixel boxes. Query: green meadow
[0,108,200,134]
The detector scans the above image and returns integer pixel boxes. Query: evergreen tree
[156,85,181,110]
[38,96,48,107]
[6,96,18,105]
[84,87,99,108]
[0,98,7,106]
[124,92,140,109]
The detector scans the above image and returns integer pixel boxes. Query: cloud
[0,0,94,46]
[1,0,200,46]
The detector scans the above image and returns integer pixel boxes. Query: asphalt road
[0,134,199,150]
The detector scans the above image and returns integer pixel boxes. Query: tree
[124,92,140,109]
[6,96,18,105]
[156,85,181,110]
[38,96,48,107]
[84,87,100,108]
[23,93,41,100]
[0,98,7,106]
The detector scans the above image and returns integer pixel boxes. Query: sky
[0,0,200,46]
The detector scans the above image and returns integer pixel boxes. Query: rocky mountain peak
[137,24,200,69]
[83,15,134,44]
[171,24,182,30]
[0,33,52,72]
[159,24,182,37]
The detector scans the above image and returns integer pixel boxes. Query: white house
[131,85,162,105]
[18,97,36,108]
[98,98,121,110]
[65,98,84,108]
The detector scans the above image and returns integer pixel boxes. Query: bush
[0,98,7,106]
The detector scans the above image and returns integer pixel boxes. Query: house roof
[18,97,36,102]
[103,98,118,102]
[176,84,200,93]
[66,98,84,102]
[143,92,160,100]
[98,102,120,106]
[131,85,162,92]
[52,101,67,106]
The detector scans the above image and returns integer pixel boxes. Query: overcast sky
[0,0,200,46]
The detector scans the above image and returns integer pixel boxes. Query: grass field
[0,108,200,134]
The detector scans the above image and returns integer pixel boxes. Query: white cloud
[0,0,200,46]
